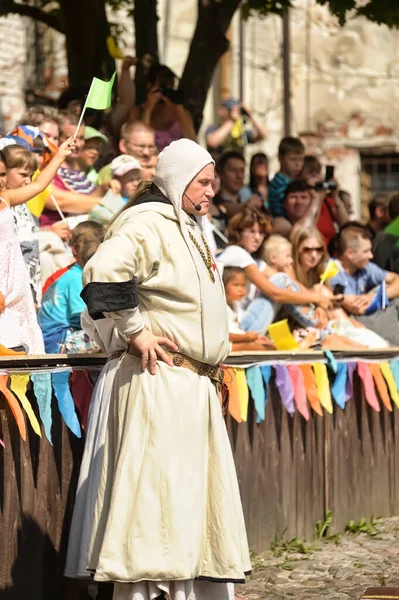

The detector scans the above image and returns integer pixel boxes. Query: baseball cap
[84,126,109,144]
[220,97,241,110]
[110,154,142,177]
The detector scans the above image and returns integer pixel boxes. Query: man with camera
[139,64,196,152]
[205,98,267,159]
[272,179,327,241]
[299,156,349,248]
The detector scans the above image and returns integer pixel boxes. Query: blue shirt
[268,172,291,217]
[38,263,85,353]
[329,260,387,296]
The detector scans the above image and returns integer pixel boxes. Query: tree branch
[0,1,64,33]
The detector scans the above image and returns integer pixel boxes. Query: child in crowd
[268,136,305,218]
[0,137,75,353]
[263,234,294,276]
[2,144,43,305]
[223,267,275,351]
[89,154,141,225]
[38,221,104,353]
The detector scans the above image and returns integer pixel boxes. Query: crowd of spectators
[1,56,399,356]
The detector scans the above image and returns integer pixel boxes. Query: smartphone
[333,283,345,295]
[325,165,335,181]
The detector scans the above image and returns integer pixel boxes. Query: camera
[158,86,184,105]
[312,180,338,192]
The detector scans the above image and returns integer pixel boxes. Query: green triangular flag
[85,72,116,110]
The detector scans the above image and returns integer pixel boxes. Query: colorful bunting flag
[223,367,242,423]
[246,366,265,422]
[313,363,333,414]
[368,363,391,411]
[287,365,309,420]
[31,373,53,444]
[299,364,323,416]
[380,362,399,409]
[274,365,295,415]
[10,373,41,437]
[234,368,249,422]
[52,371,81,438]
[331,362,347,409]
[0,374,27,441]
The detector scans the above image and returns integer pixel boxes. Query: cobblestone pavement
[236,517,399,599]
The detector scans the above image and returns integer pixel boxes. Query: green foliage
[315,510,333,539]
[243,0,399,26]
[345,516,379,536]
[270,535,314,557]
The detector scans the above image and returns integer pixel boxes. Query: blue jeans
[240,272,318,335]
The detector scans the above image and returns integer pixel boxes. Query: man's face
[121,131,156,162]
[182,163,215,217]
[284,190,311,221]
[60,121,84,160]
[346,238,373,270]
[280,152,304,178]
[79,138,101,169]
[221,158,245,194]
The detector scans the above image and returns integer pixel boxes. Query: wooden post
[282,5,291,136]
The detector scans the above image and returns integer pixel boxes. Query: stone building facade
[1,0,399,217]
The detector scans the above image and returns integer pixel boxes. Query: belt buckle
[172,353,185,367]
[198,363,211,377]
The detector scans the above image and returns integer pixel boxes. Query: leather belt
[127,344,225,384]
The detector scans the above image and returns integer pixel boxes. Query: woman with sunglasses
[291,226,388,349]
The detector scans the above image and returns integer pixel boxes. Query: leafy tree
[0,0,398,129]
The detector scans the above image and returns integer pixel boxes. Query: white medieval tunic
[73,140,251,599]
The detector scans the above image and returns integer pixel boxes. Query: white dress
[74,203,250,599]
[0,198,44,352]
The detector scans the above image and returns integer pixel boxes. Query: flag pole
[49,194,69,226]
[74,78,95,139]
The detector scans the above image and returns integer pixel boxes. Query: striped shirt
[268,172,291,217]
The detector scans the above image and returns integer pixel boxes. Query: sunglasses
[302,246,324,254]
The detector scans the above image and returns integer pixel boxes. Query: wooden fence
[1,352,399,598]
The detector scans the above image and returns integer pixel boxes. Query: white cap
[110,154,141,177]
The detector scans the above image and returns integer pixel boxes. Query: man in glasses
[272,179,325,241]
[97,121,157,184]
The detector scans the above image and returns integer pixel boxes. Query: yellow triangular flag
[10,373,42,437]
[313,363,333,414]
[234,368,249,422]
[268,319,299,350]
[320,259,339,284]
[380,363,399,409]
[26,171,51,217]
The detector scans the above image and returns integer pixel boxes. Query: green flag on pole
[73,72,116,139]
[85,72,116,110]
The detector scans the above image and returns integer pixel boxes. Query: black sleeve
[80,278,139,320]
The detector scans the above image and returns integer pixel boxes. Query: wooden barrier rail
[1,350,399,598]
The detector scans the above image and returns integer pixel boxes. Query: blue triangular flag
[31,372,53,444]
[365,281,389,315]
[331,362,347,409]
[246,366,266,422]
[260,365,272,422]
[52,370,81,438]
